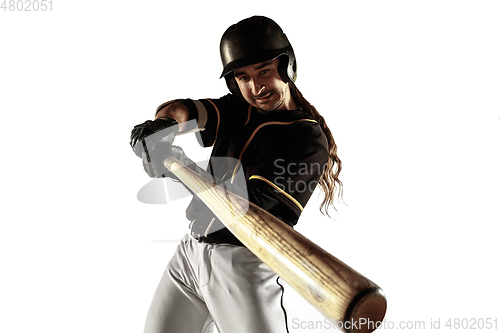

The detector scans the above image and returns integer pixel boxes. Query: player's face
[234,58,296,112]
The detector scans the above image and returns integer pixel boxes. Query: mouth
[254,91,273,103]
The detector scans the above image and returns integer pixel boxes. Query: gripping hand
[130,118,179,158]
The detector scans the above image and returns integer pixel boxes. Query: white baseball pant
[143,234,289,333]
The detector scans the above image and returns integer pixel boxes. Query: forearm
[155,102,190,132]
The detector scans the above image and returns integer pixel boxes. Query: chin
[255,104,276,113]
[257,99,283,112]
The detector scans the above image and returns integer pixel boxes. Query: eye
[260,69,270,75]
[238,75,249,82]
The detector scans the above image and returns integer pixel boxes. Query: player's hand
[130,118,179,158]
[142,145,194,179]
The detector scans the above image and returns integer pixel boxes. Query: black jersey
[168,94,329,246]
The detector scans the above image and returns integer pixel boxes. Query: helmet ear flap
[289,54,297,82]
[277,54,297,83]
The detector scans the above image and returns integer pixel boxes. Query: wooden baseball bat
[164,156,387,333]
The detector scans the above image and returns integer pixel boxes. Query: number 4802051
[1,0,53,11]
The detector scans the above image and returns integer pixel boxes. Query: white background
[1,1,499,332]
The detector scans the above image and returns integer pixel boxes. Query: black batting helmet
[219,16,297,97]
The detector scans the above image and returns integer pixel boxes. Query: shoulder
[203,93,250,111]
[257,109,326,143]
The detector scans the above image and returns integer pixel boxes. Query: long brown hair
[290,83,343,216]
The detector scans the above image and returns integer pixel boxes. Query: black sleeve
[158,94,250,147]
[245,121,329,225]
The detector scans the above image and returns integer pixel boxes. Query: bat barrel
[164,157,387,333]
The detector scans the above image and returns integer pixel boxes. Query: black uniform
[162,93,329,246]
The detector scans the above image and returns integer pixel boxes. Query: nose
[250,78,265,96]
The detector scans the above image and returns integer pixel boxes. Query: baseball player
[130,16,343,333]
